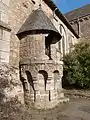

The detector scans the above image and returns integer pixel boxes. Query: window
[53,70,60,90]
[59,24,67,55]
[69,35,74,52]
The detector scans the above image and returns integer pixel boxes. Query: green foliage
[63,40,90,89]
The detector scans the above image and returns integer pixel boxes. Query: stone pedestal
[20,60,69,109]
[19,34,68,109]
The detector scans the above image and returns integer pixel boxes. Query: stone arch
[38,70,48,91]
[53,70,60,90]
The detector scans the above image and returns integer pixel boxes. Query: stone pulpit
[17,8,69,109]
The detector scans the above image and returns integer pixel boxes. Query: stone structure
[65,4,90,40]
[0,0,79,109]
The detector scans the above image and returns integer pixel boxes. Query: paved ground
[28,99,90,120]
[1,98,90,120]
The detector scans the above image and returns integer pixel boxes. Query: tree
[63,40,90,89]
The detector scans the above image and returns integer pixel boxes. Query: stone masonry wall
[70,15,90,40]
[8,0,35,67]
[0,0,24,105]
[0,63,23,104]
[20,34,49,63]
[80,17,90,39]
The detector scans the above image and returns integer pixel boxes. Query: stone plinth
[20,59,68,109]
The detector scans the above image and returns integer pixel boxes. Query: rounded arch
[53,70,60,90]
[59,24,66,35]
[53,70,60,80]
[53,70,59,73]
[38,70,48,91]
[59,24,67,55]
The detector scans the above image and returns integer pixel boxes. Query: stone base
[29,97,69,109]
[24,89,69,109]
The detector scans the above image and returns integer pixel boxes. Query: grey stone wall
[80,17,90,39]
[70,15,90,40]
[0,63,23,104]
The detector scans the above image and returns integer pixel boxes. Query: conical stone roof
[17,8,61,42]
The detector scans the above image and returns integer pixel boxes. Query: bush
[63,40,90,89]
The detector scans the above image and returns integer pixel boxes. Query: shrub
[63,40,90,89]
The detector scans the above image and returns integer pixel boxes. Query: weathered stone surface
[0,63,23,104]
[65,5,90,40]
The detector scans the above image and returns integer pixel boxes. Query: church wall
[69,15,90,41]
[52,12,77,55]
[80,16,90,39]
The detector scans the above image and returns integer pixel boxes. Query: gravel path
[25,99,90,120]
[1,98,90,120]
